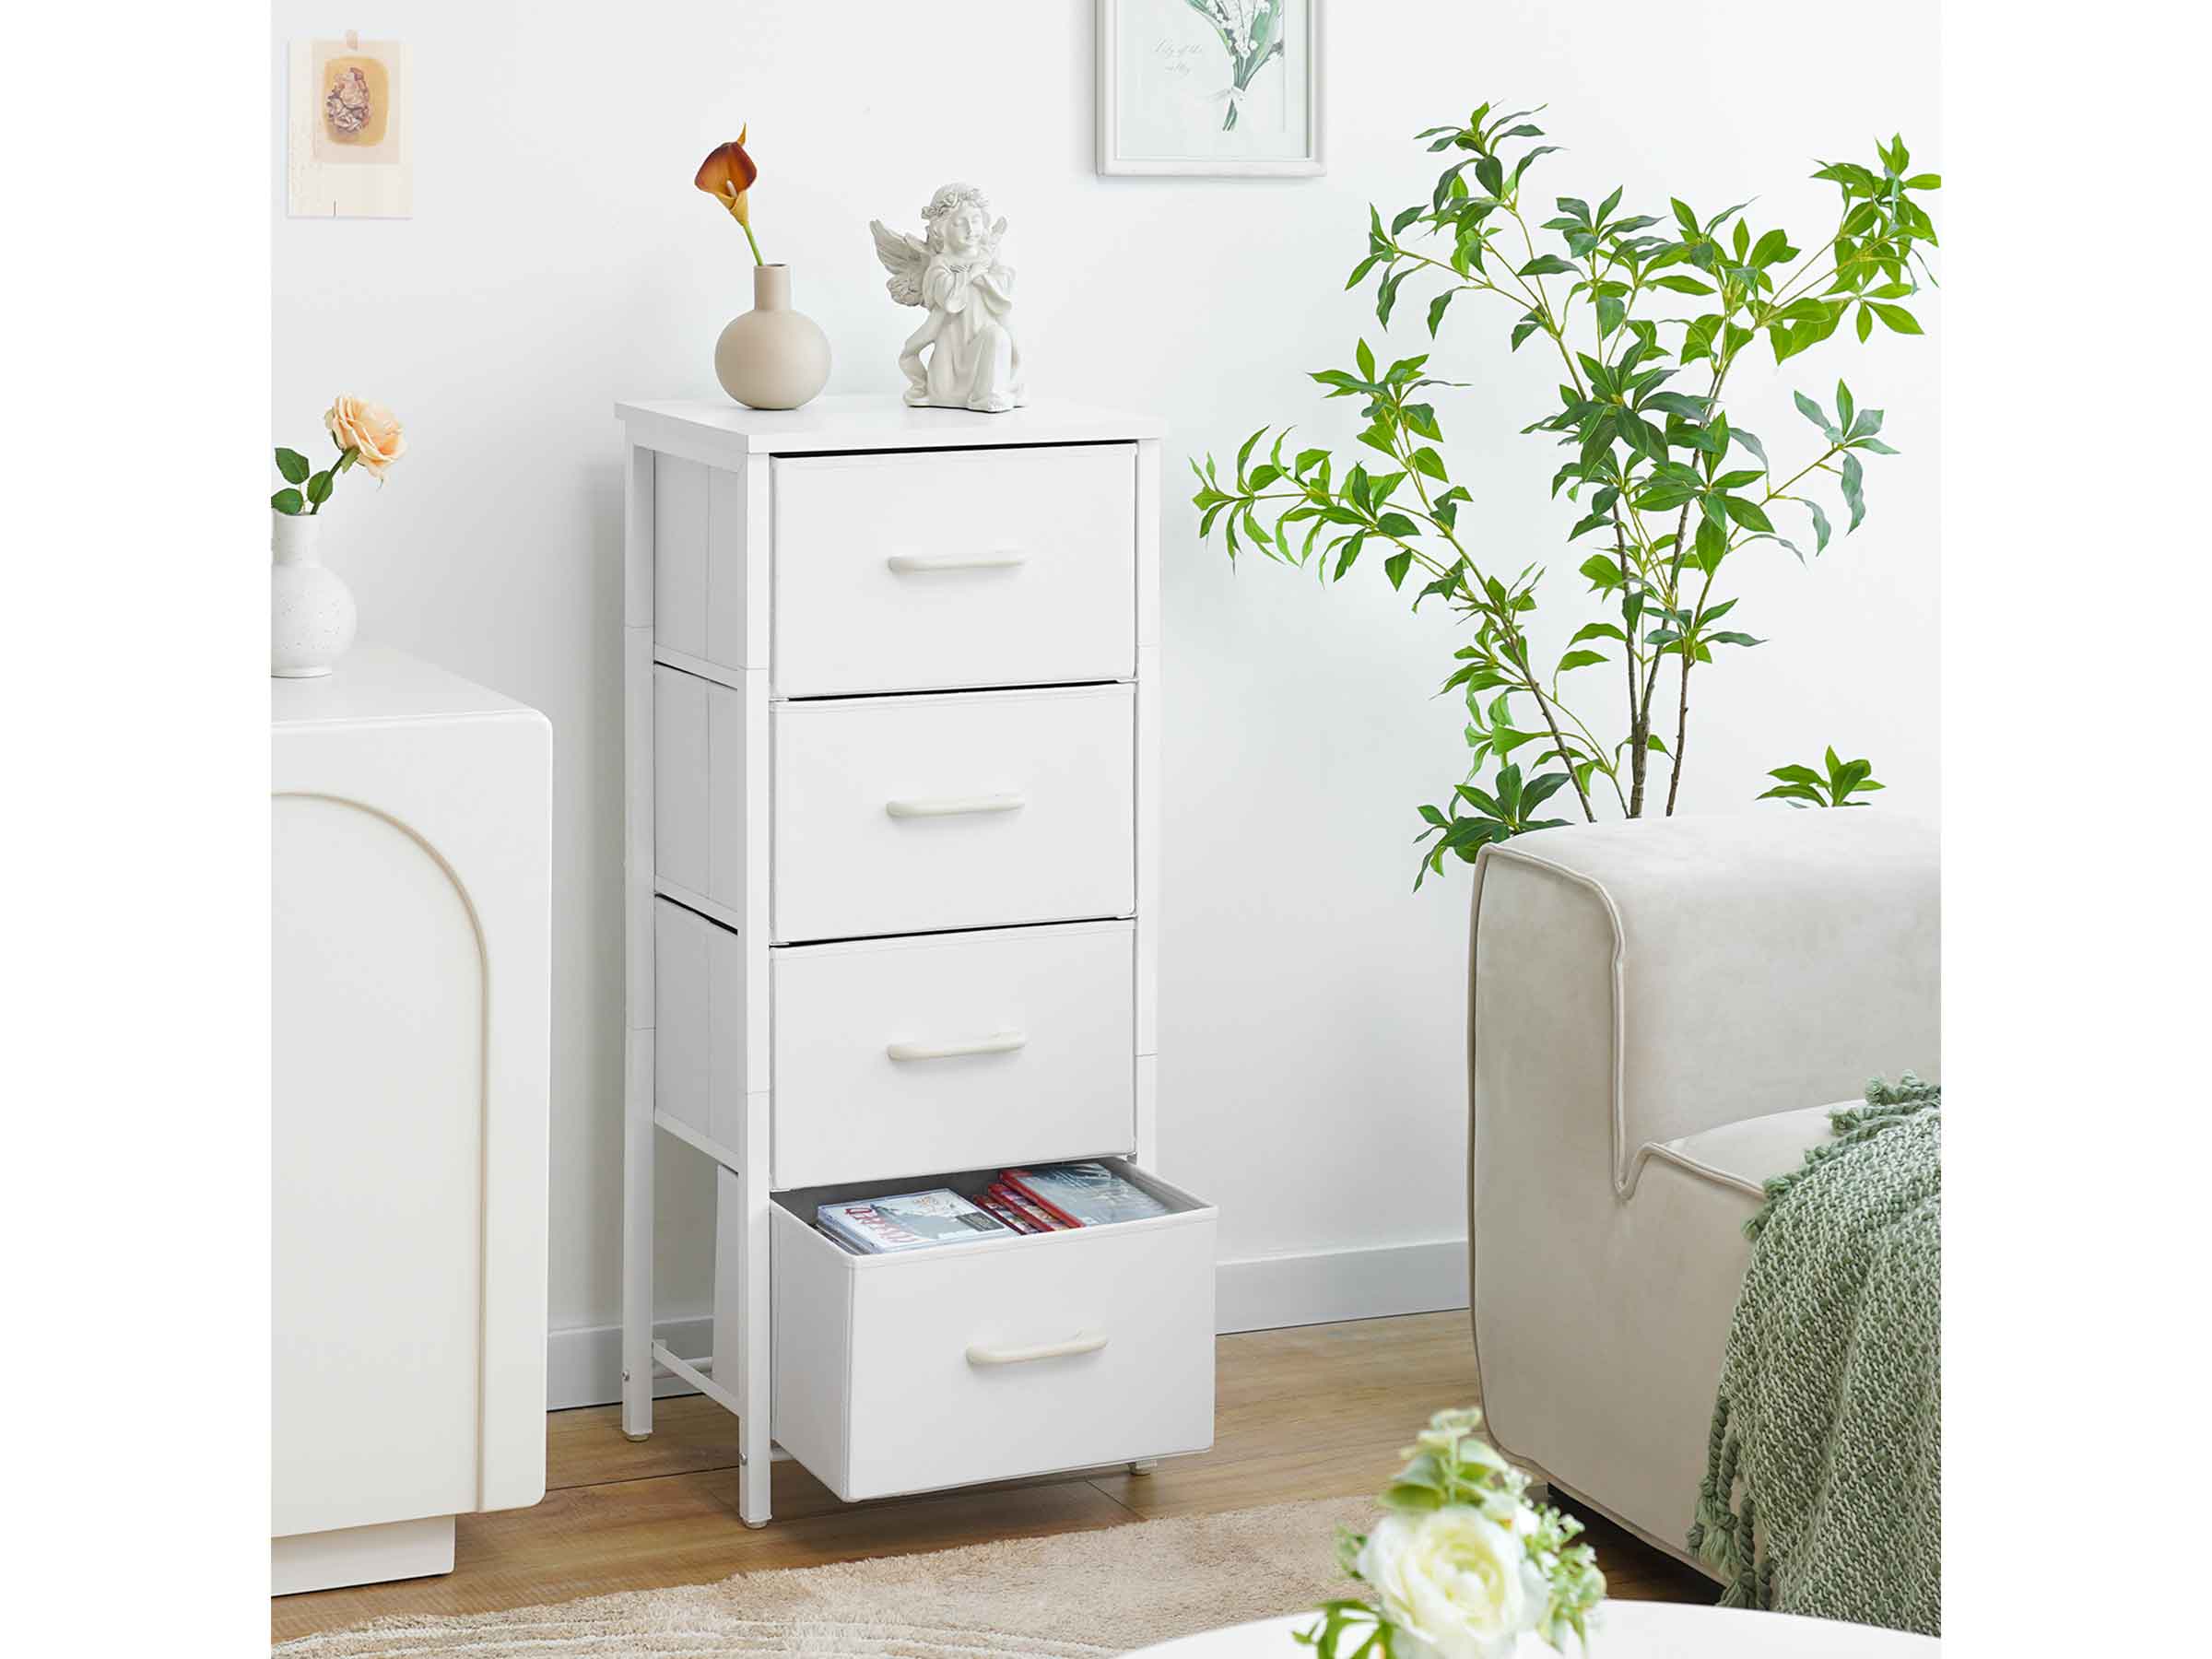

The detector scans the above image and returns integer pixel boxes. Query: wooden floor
[274,1311,1714,1643]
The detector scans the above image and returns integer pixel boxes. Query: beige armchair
[1466,811,1938,1569]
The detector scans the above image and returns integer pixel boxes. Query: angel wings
[868,221,929,308]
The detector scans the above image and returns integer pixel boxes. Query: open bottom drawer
[770,1159,1216,1502]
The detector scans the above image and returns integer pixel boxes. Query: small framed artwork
[1098,0,1323,177]
[287,36,414,218]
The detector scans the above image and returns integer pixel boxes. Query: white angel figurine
[869,182,1026,413]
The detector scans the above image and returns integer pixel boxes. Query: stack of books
[815,1162,1172,1255]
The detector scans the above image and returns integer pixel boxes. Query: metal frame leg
[620,1027,654,1441]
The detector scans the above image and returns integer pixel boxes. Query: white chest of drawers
[617,396,1206,1526]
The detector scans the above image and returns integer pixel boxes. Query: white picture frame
[1097,0,1324,177]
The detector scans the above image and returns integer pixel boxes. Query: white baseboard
[546,1240,1469,1411]
[1216,1237,1468,1333]
[547,1313,712,1412]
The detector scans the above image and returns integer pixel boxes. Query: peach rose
[324,395,406,477]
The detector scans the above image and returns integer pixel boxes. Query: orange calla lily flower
[695,128,764,264]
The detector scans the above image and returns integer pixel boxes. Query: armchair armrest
[1470,811,1938,1199]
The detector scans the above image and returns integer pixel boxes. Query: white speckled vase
[714,264,831,410]
[270,512,357,678]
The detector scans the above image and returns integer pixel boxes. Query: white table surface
[1126,1603,1937,1655]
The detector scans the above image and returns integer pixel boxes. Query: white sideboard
[272,647,551,1594]
[617,396,1208,1527]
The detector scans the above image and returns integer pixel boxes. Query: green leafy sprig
[1192,105,1937,884]
[1759,746,1884,807]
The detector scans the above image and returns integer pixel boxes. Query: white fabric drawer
[774,922,1135,1187]
[771,1161,1216,1501]
[653,902,1138,1186]
[771,446,1135,697]
[772,685,1135,944]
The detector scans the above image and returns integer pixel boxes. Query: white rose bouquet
[1300,1407,1605,1659]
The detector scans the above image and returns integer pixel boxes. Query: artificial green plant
[1191,105,1937,884]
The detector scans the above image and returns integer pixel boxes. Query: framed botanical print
[1098,0,1324,177]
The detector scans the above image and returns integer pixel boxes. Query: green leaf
[1694,514,1728,574]
[305,469,335,506]
[1570,621,1627,644]
[1356,339,1376,380]
[1749,228,1794,267]
[1578,553,1623,589]
[1869,303,1923,335]
[270,487,305,515]
[1720,495,1773,533]
[1518,254,1577,276]
[1759,782,1827,806]
[1555,649,1608,673]
[1236,426,1267,477]
[1840,453,1866,531]
[274,447,312,485]
[1377,269,1408,326]
[1805,498,1832,554]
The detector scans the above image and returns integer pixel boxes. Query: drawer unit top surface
[618,394,1161,458]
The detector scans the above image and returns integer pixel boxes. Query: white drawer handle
[885,792,1026,819]
[966,1332,1109,1368]
[886,552,1029,574]
[886,1030,1028,1063]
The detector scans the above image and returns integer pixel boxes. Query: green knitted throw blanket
[1688,1075,1941,1634]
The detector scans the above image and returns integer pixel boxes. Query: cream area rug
[276,1495,1375,1657]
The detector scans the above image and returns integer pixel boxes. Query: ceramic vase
[714,264,830,410]
[270,511,357,678]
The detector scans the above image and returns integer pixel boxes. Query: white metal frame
[1096,0,1324,178]
[618,400,1163,1528]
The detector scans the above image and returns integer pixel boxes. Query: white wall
[272,1,1938,1354]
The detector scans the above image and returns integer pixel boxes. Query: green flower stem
[739,218,764,266]
[307,445,361,515]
